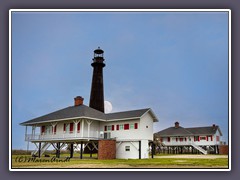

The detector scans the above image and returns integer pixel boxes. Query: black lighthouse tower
[89,47,105,113]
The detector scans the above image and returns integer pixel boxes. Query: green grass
[11,153,228,169]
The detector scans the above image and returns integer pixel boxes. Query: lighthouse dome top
[94,47,104,54]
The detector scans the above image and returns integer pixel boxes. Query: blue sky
[11,11,229,149]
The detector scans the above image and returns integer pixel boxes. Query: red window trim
[116,125,119,130]
[112,125,114,131]
[211,135,213,141]
[63,124,66,132]
[104,126,107,131]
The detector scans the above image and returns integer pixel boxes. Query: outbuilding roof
[155,124,222,137]
[154,126,192,137]
[20,104,158,125]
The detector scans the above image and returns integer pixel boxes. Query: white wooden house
[21,96,158,159]
[154,122,223,154]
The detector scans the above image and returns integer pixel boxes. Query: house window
[216,136,220,141]
[53,125,57,134]
[116,125,119,130]
[65,123,70,133]
[134,123,138,129]
[194,136,199,142]
[41,126,45,134]
[200,136,206,140]
[130,124,134,129]
[119,124,124,130]
[64,123,74,133]
[77,122,80,133]
[112,125,114,131]
[107,126,112,131]
[45,125,52,134]
[124,124,129,130]
[70,123,74,133]
[167,137,170,142]
[125,146,130,151]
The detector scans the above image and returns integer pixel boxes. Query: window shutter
[63,124,66,132]
[211,135,213,141]
[198,136,200,141]
[124,124,129,130]
[104,126,107,131]
[168,137,170,142]
[116,125,119,130]
[77,122,80,132]
[41,126,45,134]
[134,123,138,129]
[185,137,187,141]
[112,125,114,131]
[206,136,208,141]
[70,123,74,132]
[54,125,57,134]
[176,138,178,142]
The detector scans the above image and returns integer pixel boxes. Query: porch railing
[25,131,102,141]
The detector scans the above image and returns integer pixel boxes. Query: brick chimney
[74,96,84,106]
[175,122,180,128]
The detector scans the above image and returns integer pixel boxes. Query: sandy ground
[155,155,228,159]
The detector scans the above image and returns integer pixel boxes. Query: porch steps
[190,142,207,155]
[31,142,51,156]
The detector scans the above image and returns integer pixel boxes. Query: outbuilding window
[125,146,130,151]
[200,136,206,140]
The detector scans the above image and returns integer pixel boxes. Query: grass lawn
[11,153,229,169]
